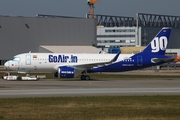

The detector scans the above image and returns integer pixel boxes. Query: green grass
[0,96,180,120]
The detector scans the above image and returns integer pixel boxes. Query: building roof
[40,46,101,53]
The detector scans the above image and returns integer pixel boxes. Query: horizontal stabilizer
[151,57,174,63]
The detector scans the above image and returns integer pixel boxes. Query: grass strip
[0,96,180,120]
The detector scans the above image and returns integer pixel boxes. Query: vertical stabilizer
[142,27,171,55]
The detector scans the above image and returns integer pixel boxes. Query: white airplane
[4,27,175,80]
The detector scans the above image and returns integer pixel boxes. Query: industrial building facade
[0,13,180,65]
[97,26,139,47]
[91,13,180,49]
[0,15,96,62]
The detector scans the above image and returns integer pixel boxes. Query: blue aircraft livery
[4,27,175,80]
[49,55,78,63]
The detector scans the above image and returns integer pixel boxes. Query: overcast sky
[0,0,180,17]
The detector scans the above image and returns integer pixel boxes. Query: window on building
[104,29,135,33]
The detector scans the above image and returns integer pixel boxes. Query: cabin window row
[32,58,135,62]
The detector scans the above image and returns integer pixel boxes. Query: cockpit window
[13,57,21,61]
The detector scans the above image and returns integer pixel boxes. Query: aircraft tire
[81,75,90,80]
[81,75,86,80]
[85,76,90,80]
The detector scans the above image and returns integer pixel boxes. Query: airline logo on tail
[151,36,168,53]
[142,27,171,55]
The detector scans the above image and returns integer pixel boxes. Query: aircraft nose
[4,61,9,70]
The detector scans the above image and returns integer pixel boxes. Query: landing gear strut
[81,70,90,80]
[81,75,90,80]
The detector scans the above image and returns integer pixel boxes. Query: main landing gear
[81,70,90,80]
[80,75,90,80]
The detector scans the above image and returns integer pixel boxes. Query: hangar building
[91,13,180,52]
[0,15,96,64]
[0,13,180,65]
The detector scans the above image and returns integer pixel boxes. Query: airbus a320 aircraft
[4,27,174,80]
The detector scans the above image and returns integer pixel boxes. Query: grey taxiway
[0,78,180,98]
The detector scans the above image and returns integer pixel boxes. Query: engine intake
[54,66,75,78]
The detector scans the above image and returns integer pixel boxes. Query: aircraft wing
[54,52,121,70]
[74,51,121,69]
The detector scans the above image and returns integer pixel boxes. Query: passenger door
[25,54,31,65]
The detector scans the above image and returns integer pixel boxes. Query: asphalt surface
[0,77,180,98]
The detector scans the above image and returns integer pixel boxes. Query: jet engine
[54,66,81,78]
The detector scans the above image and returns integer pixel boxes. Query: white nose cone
[4,62,9,69]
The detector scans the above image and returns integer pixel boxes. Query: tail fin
[142,27,171,55]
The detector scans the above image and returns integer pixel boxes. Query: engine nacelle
[54,66,75,78]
